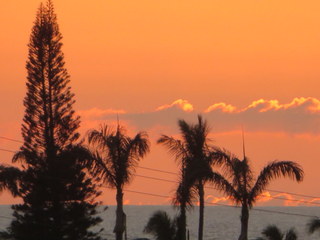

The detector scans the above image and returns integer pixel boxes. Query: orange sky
[1,0,320,205]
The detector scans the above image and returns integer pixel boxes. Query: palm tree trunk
[114,186,125,240]
[198,181,204,240]
[238,203,249,240]
[177,201,187,240]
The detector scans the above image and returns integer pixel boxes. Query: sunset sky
[1,0,320,206]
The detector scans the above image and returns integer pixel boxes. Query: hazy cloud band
[79,97,320,135]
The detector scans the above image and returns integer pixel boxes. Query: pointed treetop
[242,126,246,159]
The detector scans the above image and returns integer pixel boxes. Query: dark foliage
[307,218,320,236]
[144,210,177,240]
[256,225,297,240]
[0,165,22,196]
[3,1,103,239]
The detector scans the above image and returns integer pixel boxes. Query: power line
[132,173,320,206]
[0,215,13,220]
[0,191,316,228]
[124,189,170,199]
[137,165,176,175]
[0,136,23,144]
[135,174,177,184]
[266,189,320,199]
[0,174,315,220]
[0,151,317,206]
[0,139,320,205]
[266,196,320,206]
[0,135,318,200]
[0,148,16,153]
[137,165,320,200]
[103,185,171,199]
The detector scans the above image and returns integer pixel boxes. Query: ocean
[0,205,319,240]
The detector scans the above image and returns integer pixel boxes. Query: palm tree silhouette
[87,124,150,240]
[158,115,231,240]
[307,217,320,237]
[217,150,303,240]
[144,210,177,240]
[256,224,297,240]
[157,132,191,240]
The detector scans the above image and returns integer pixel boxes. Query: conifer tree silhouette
[3,1,103,239]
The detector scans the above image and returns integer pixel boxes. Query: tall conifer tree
[4,1,103,239]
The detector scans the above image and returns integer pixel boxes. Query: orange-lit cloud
[206,97,320,113]
[156,99,194,112]
[258,191,289,205]
[256,191,297,206]
[255,191,320,206]
[308,198,320,205]
[256,191,273,203]
[205,195,232,205]
[205,103,236,113]
[203,191,320,207]
[78,107,126,119]
[241,99,281,112]
[204,97,320,134]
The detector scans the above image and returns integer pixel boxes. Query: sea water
[0,205,319,240]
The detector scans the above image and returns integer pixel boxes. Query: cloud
[205,191,320,206]
[255,191,320,206]
[205,103,236,113]
[78,97,320,135]
[204,97,320,134]
[79,99,197,133]
[156,99,194,112]
[204,97,320,114]
[256,191,297,206]
[205,195,232,205]
[78,107,126,119]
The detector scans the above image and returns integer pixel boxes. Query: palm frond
[223,156,252,196]
[172,170,197,209]
[210,148,239,178]
[144,210,176,240]
[178,119,194,151]
[261,225,283,240]
[285,228,297,240]
[206,170,240,204]
[194,115,212,147]
[128,131,150,161]
[157,135,186,163]
[118,131,150,186]
[307,218,320,234]
[87,124,149,189]
[87,124,114,151]
[250,161,304,203]
[90,150,116,187]
[178,115,212,159]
